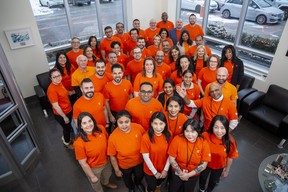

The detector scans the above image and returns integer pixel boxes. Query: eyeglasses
[140,90,153,94]
[105,30,113,34]
[210,60,218,63]
[72,41,80,44]
[52,75,61,79]
[133,52,141,54]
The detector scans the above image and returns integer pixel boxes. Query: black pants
[120,163,144,190]
[145,173,165,192]
[199,167,224,192]
[54,111,73,143]
[168,171,199,192]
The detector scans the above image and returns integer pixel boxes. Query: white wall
[0,0,48,98]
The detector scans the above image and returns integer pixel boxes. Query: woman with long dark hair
[168,46,180,71]
[88,35,100,58]
[74,112,117,192]
[170,55,195,85]
[199,115,238,192]
[140,112,171,192]
[176,30,193,55]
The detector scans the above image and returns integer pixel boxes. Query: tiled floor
[1,98,288,192]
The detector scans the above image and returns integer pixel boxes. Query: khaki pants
[88,161,112,192]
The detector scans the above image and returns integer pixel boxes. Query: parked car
[71,0,91,5]
[182,0,218,13]
[267,0,288,20]
[215,0,227,10]
[39,0,64,8]
[220,0,284,24]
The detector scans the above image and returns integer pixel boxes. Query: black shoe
[136,184,145,192]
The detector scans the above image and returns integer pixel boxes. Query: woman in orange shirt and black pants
[141,112,171,192]
[108,110,146,192]
[73,112,117,192]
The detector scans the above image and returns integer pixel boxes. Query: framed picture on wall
[5,27,35,50]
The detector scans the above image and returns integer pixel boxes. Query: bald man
[145,18,160,45]
[169,18,188,45]
[176,82,238,131]
[204,67,238,106]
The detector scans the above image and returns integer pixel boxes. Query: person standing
[184,14,204,41]
[169,18,187,46]
[67,37,84,68]
[156,12,174,31]
[47,68,73,149]
[74,112,117,192]
[155,50,171,80]
[145,19,160,46]
[114,22,131,43]
[199,115,238,192]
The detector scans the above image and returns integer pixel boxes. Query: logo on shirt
[220,108,223,111]
[150,111,153,114]
[124,89,127,92]
[98,102,101,105]
[135,134,138,138]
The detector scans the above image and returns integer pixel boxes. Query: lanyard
[172,115,179,136]
[186,139,196,168]
[210,98,224,115]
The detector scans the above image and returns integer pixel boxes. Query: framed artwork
[5,28,35,49]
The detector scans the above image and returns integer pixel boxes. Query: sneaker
[62,136,74,150]
[103,183,118,189]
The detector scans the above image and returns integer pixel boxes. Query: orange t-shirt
[47,82,72,115]
[147,45,160,58]
[128,48,153,62]
[160,38,174,47]
[66,49,84,68]
[156,63,171,80]
[124,59,144,83]
[124,39,138,55]
[54,65,76,92]
[99,36,123,56]
[74,126,108,168]
[145,28,161,45]
[194,58,205,77]
[202,132,238,169]
[188,45,212,57]
[156,21,175,31]
[204,82,238,101]
[193,96,238,130]
[176,29,182,43]
[171,71,197,85]
[73,93,107,127]
[224,61,234,83]
[138,29,149,42]
[163,54,171,65]
[165,112,188,137]
[71,67,96,87]
[140,133,171,175]
[108,123,145,169]
[89,73,113,93]
[133,73,164,98]
[169,61,177,72]
[198,67,217,91]
[183,24,204,41]
[117,52,129,67]
[114,33,131,43]
[125,97,164,131]
[86,59,95,67]
[168,135,211,172]
[103,79,133,112]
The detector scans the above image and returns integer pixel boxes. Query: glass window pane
[0,152,11,176]
[10,129,35,163]
[180,0,204,26]
[0,72,14,115]
[30,0,70,49]
[0,112,22,138]
[99,0,124,29]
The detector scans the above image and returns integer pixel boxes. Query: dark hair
[140,81,153,90]
[148,112,171,143]
[133,18,140,23]
[111,63,123,72]
[166,95,183,111]
[49,68,61,78]
[77,112,102,142]
[169,46,180,62]
[95,59,106,66]
[182,69,194,77]
[142,57,157,77]
[88,35,99,54]
[83,46,96,63]
[176,55,193,78]
[207,54,220,68]
[116,22,124,28]
[221,45,237,65]
[208,115,232,154]
[110,41,121,48]
[179,31,193,46]
[130,28,139,35]
[108,51,117,57]
[163,78,175,88]
[104,26,112,31]
[116,110,132,121]
[80,78,92,87]
[54,52,72,75]
[137,37,145,42]
[159,28,169,38]
[182,119,202,135]
[189,13,196,18]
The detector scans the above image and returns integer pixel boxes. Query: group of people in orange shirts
[45,12,244,192]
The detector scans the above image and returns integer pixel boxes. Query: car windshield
[253,0,272,8]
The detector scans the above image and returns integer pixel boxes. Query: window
[180,0,287,78]
[30,0,125,64]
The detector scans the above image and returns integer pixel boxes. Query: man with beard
[125,82,163,131]
[124,47,144,83]
[114,22,131,43]
[103,64,133,129]
[128,37,152,62]
[89,59,113,93]
[156,12,174,31]
[169,18,187,46]
[184,14,204,41]
[71,55,96,98]
[204,67,238,106]
[176,82,238,131]
[155,50,171,80]
[73,78,109,129]
[162,40,171,64]
[133,19,148,43]
[106,51,125,74]
[100,26,123,59]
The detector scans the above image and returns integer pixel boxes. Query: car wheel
[222,9,231,18]
[216,2,220,10]
[195,5,201,13]
[281,7,288,20]
[39,0,44,6]
[256,15,266,25]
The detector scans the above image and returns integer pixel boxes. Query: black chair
[237,74,257,113]
[241,84,288,148]
[34,72,51,117]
